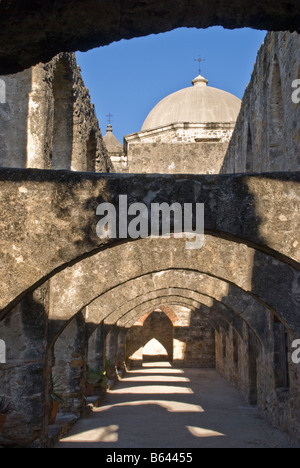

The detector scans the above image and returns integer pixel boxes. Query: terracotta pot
[0,414,7,433]
[87,384,94,396]
[49,401,59,425]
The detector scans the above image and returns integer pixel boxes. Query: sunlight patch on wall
[143,338,168,357]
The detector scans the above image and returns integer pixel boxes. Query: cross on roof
[194,55,205,75]
[106,113,113,124]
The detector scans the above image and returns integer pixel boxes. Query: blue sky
[76,27,267,143]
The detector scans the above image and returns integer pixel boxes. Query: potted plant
[86,366,109,396]
[0,397,12,434]
[50,376,65,425]
[105,359,116,381]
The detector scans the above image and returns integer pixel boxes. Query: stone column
[0,283,50,447]
[0,69,32,168]
[27,64,53,169]
[248,328,259,405]
[52,312,87,417]
[116,328,127,373]
[104,326,117,380]
[87,322,104,370]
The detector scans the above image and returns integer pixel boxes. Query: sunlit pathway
[55,363,295,448]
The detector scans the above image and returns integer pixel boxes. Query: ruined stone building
[0,52,112,172]
[0,0,299,449]
[222,32,300,174]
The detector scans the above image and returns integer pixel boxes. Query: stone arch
[137,307,179,326]
[1,174,299,315]
[51,56,74,170]
[107,283,266,344]
[115,289,250,338]
[268,55,284,169]
[121,297,237,346]
[119,295,260,403]
[120,293,232,332]
[54,270,266,340]
[2,1,300,75]
[48,236,300,336]
[61,274,264,392]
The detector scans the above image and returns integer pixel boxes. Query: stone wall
[0,53,112,172]
[126,142,229,174]
[222,31,300,173]
[124,122,233,174]
[216,316,300,437]
[173,306,216,368]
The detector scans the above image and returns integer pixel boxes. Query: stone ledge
[0,0,300,74]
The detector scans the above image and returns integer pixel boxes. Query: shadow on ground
[55,363,297,449]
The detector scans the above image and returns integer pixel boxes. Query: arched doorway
[142,311,174,363]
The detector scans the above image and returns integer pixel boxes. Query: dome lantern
[192,74,209,87]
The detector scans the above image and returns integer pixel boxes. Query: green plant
[104,359,117,380]
[100,372,109,389]
[0,397,12,415]
[105,359,112,369]
[87,366,108,389]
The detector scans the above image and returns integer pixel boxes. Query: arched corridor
[55,363,294,448]
[0,0,299,450]
[0,183,299,447]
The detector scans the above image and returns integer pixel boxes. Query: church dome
[141,74,241,131]
[103,124,123,153]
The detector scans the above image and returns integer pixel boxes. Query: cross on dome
[106,113,113,125]
[194,55,205,75]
